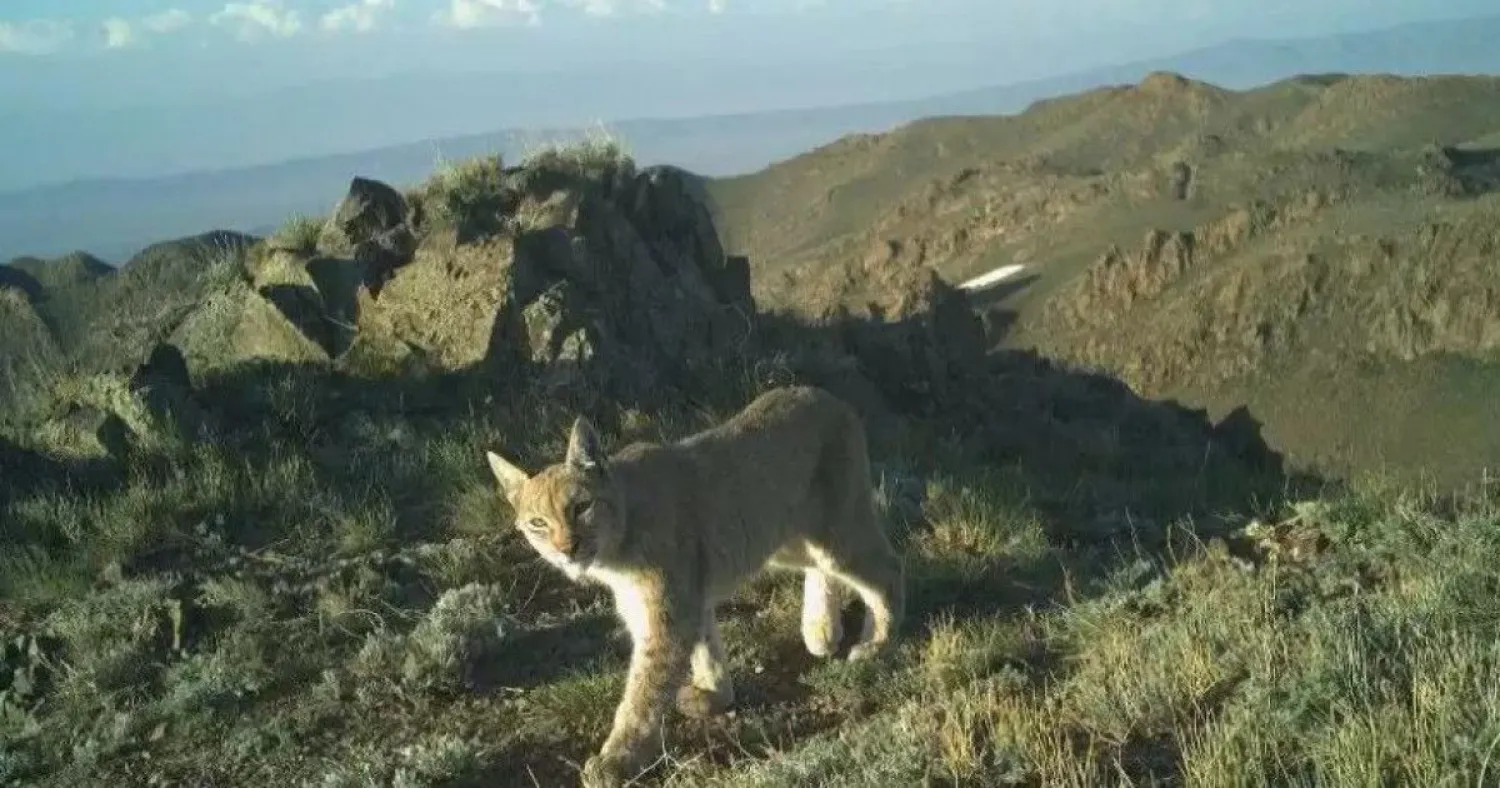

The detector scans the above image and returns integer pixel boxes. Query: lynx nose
[553,534,577,557]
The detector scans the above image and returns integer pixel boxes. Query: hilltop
[703,71,1500,488]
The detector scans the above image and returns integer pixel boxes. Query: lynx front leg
[582,582,698,788]
[676,605,736,718]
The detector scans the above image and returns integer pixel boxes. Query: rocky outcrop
[315,176,420,297]
[842,270,988,410]
[173,163,756,400]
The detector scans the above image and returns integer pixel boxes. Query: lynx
[485,385,904,787]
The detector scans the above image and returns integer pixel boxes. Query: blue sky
[5,1,1493,62]
[1,0,1496,190]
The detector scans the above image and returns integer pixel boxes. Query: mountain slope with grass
[2,139,1498,787]
[702,71,1500,488]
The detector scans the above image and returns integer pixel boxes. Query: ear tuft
[565,416,606,471]
[485,450,530,500]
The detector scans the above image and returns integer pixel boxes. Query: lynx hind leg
[813,501,904,661]
[826,544,903,661]
[677,608,735,718]
[800,568,845,657]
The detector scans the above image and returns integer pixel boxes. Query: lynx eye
[521,517,548,534]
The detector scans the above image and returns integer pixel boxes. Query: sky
[0,0,1496,189]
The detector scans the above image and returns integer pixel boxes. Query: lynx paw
[581,754,627,788]
[846,639,889,662]
[801,616,843,658]
[676,684,735,719]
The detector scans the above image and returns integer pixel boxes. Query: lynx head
[486,417,624,581]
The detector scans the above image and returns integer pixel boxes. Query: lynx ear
[565,416,606,472]
[485,450,530,501]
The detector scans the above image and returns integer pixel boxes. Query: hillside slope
[704,72,1500,486]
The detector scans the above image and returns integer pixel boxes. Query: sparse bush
[520,125,635,188]
[312,733,484,788]
[270,215,324,255]
[315,564,403,637]
[401,583,509,691]
[419,154,508,232]
[197,576,277,626]
[43,578,178,695]
[159,629,272,715]
[349,583,510,694]
[391,735,485,788]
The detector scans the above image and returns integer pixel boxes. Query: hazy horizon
[3,0,1497,192]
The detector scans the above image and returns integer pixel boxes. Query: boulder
[170,280,331,379]
[318,177,412,257]
[317,177,419,295]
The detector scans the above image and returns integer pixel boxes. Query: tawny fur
[485,385,905,788]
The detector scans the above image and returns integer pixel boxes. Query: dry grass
[3,327,1496,787]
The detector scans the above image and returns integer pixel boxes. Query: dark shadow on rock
[0,265,44,303]
[0,434,121,512]
[305,258,365,318]
[259,284,335,355]
[1424,144,1500,196]
[746,277,1321,628]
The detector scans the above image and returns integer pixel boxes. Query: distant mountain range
[4,12,1499,264]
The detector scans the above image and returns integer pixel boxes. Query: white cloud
[0,19,74,55]
[102,9,193,49]
[560,0,666,16]
[102,18,140,49]
[210,1,303,42]
[322,0,396,34]
[707,0,728,12]
[143,9,193,35]
[436,0,541,28]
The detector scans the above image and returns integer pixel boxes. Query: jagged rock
[845,270,987,408]
[305,257,365,356]
[349,233,516,373]
[517,281,604,366]
[626,165,753,313]
[318,177,418,295]
[248,248,364,358]
[355,227,419,297]
[318,177,412,258]
[170,280,331,379]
